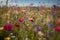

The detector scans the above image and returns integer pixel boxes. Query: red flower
[15,24,20,27]
[54,26,60,32]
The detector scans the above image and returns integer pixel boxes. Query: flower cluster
[0,6,60,40]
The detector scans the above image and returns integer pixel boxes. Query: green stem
[54,32,59,40]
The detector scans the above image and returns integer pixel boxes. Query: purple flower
[47,23,52,28]
[3,23,14,31]
[51,12,56,18]
[35,26,41,32]
[18,18,25,23]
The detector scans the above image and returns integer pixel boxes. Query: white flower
[38,31,44,36]
[11,36,15,38]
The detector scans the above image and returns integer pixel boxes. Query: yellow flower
[4,37,10,40]
[0,27,3,30]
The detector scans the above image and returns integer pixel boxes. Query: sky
[0,0,60,7]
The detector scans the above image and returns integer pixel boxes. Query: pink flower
[22,9,26,13]
[29,17,35,22]
[18,18,25,23]
[3,23,14,31]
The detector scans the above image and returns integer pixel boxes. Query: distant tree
[6,0,8,6]
[0,1,3,7]
[52,5,58,9]
[38,2,40,7]
[30,3,33,7]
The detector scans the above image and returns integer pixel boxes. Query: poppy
[15,24,20,27]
